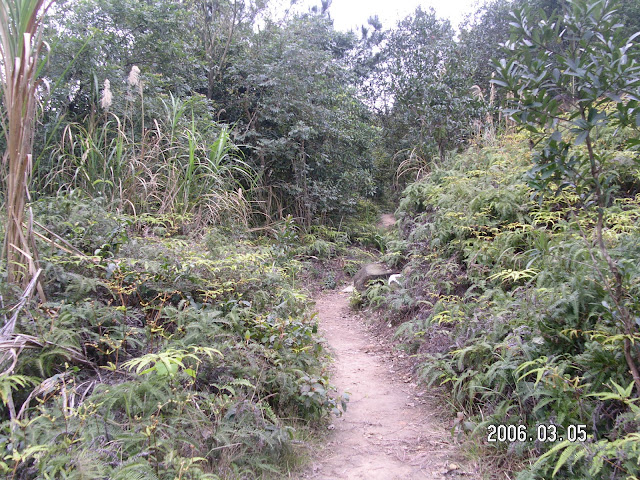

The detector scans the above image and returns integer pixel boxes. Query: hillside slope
[369,135,640,479]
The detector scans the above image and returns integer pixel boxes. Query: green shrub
[1,195,341,479]
[380,131,640,478]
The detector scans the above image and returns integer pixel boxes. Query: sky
[283,0,486,32]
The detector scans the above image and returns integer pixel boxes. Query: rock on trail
[352,263,398,292]
[304,291,471,480]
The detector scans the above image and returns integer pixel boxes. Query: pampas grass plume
[128,65,140,87]
[101,79,112,110]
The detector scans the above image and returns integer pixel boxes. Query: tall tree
[228,13,377,222]
[459,0,514,95]
[375,7,483,183]
[41,0,206,122]
[197,0,268,102]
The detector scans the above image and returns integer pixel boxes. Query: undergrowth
[370,134,640,479]
[0,195,347,479]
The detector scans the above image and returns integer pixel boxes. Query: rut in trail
[303,291,474,480]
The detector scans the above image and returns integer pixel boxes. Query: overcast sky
[282,0,486,31]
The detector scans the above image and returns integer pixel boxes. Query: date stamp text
[487,424,588,443]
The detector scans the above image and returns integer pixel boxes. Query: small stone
[447,463,460,472]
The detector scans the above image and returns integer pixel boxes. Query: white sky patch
[276,0,486,31]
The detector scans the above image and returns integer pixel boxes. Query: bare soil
[303,291,476,480]
[378,213,396,229]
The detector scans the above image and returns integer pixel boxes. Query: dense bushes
[0,196,344,479]
[36,3,379,225]
[369,2,640,476]
[373,134,640,478]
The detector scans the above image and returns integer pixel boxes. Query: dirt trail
[378,213,396,229]
[304,291,472,480]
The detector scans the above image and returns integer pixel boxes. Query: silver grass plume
[101,79,112,110]
[128,65,140,87]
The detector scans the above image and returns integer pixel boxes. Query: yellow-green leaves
[122,346,223,379]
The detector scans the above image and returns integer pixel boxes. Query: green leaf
[535,440,575,475]
[574,129,589,145]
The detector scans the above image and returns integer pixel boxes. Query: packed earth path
[303,289,475,480]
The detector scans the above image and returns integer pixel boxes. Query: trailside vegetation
[0,195,348,478]
[2,0,640,478]
[365,0,640,478]
[380,133,640,478]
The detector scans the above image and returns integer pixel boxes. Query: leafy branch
[494,0,640,395]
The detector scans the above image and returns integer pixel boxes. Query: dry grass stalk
[0,266,41,426]
[395,147,430,184]
[0,269,92,428]
[0,333,90,368]
[0,267,41,338]
[16,373,97,419]
[0,0,52,293]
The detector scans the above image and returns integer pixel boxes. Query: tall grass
[0,0,51,288]
[44,88,257,230]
